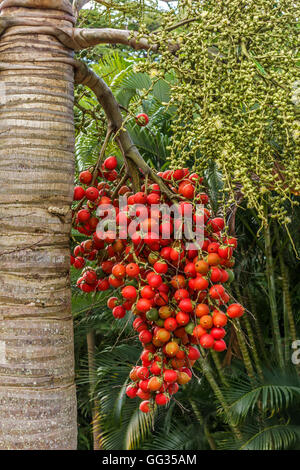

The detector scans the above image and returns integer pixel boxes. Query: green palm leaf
[220,372,300,425]
[240,424,300,450]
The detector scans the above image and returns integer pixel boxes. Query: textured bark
[72,27,156,51]
[0,0,77,450]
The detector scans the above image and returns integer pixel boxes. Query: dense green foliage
[137,0,300,225]
[72,1,300,450]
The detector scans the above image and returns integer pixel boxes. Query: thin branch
[165,16,199,32]
[111,168,128,200]
[0,15,225,62]
[72,27,159,52]
[0,18,160,52]
[92,127,114,185]
[74,60,176,199]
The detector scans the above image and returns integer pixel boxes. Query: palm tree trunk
[234,320,256,380]
[210,351,229,387]
[274,226,297,363]
[0,1,77,449]
[86,330,102,450]
[234,286,264,379]
[264,219,284,369]
[245,285,271,367]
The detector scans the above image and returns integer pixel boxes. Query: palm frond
[220,372,300,425]
[239,424,300,450]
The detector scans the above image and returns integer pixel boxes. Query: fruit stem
[92,127,114,185]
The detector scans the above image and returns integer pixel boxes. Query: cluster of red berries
[71,160,244,413]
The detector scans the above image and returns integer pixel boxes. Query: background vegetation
[72,1,300,450]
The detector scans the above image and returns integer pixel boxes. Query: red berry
[86,187,99,201]
[121,285,137,300]
[176,311,190,326]
[126,384,138,398]
[155,393,169,406]
[136,113,149,127]
[134,192,147,204]
[79,170,92,185]
[83,270,97,285]
[211,327,226,340]
[168,382,179,395]
[139,379,150,392]
[184,262,196,278]
[136,298,152,313]
[104,156,117,170]
[141,285,155,299]
[212,311,228,327]
[112,264,126,279]
[147,192,160,205]
[227,303,244,318]
[200,334,214,349]
[150,361,162,375]
[126,263,140,277]
[73,186,85,200]
[163,369,178,383]
[164,317,178,331]
[107,297,118,309]
[213,339,227,352]
[112,305,126,319]
[208,217,225,232]
[208,242,220,253]
[139,400,151,413]
[179,183,194,199]
[209,284,225,300]
[187,346,200,360]
[139,329,153,344]
[193,276,209,291]
[153,261,168,274]
[147,272,163,288]
[77,209,90,223]
[173,169,184,180]
[218,245,233,259]
[178,298,193,313]
[174,289,189,302]
[136,366,150,380]
[73,257,85,269]
[210,267,223,283]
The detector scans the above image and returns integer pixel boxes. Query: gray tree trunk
[0,0,77,449]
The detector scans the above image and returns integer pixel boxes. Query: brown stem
[74,61,176,200]
[111,167,128,200]
[0,18,155,52]
[92,127,114,185]
[73,27,158,52]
